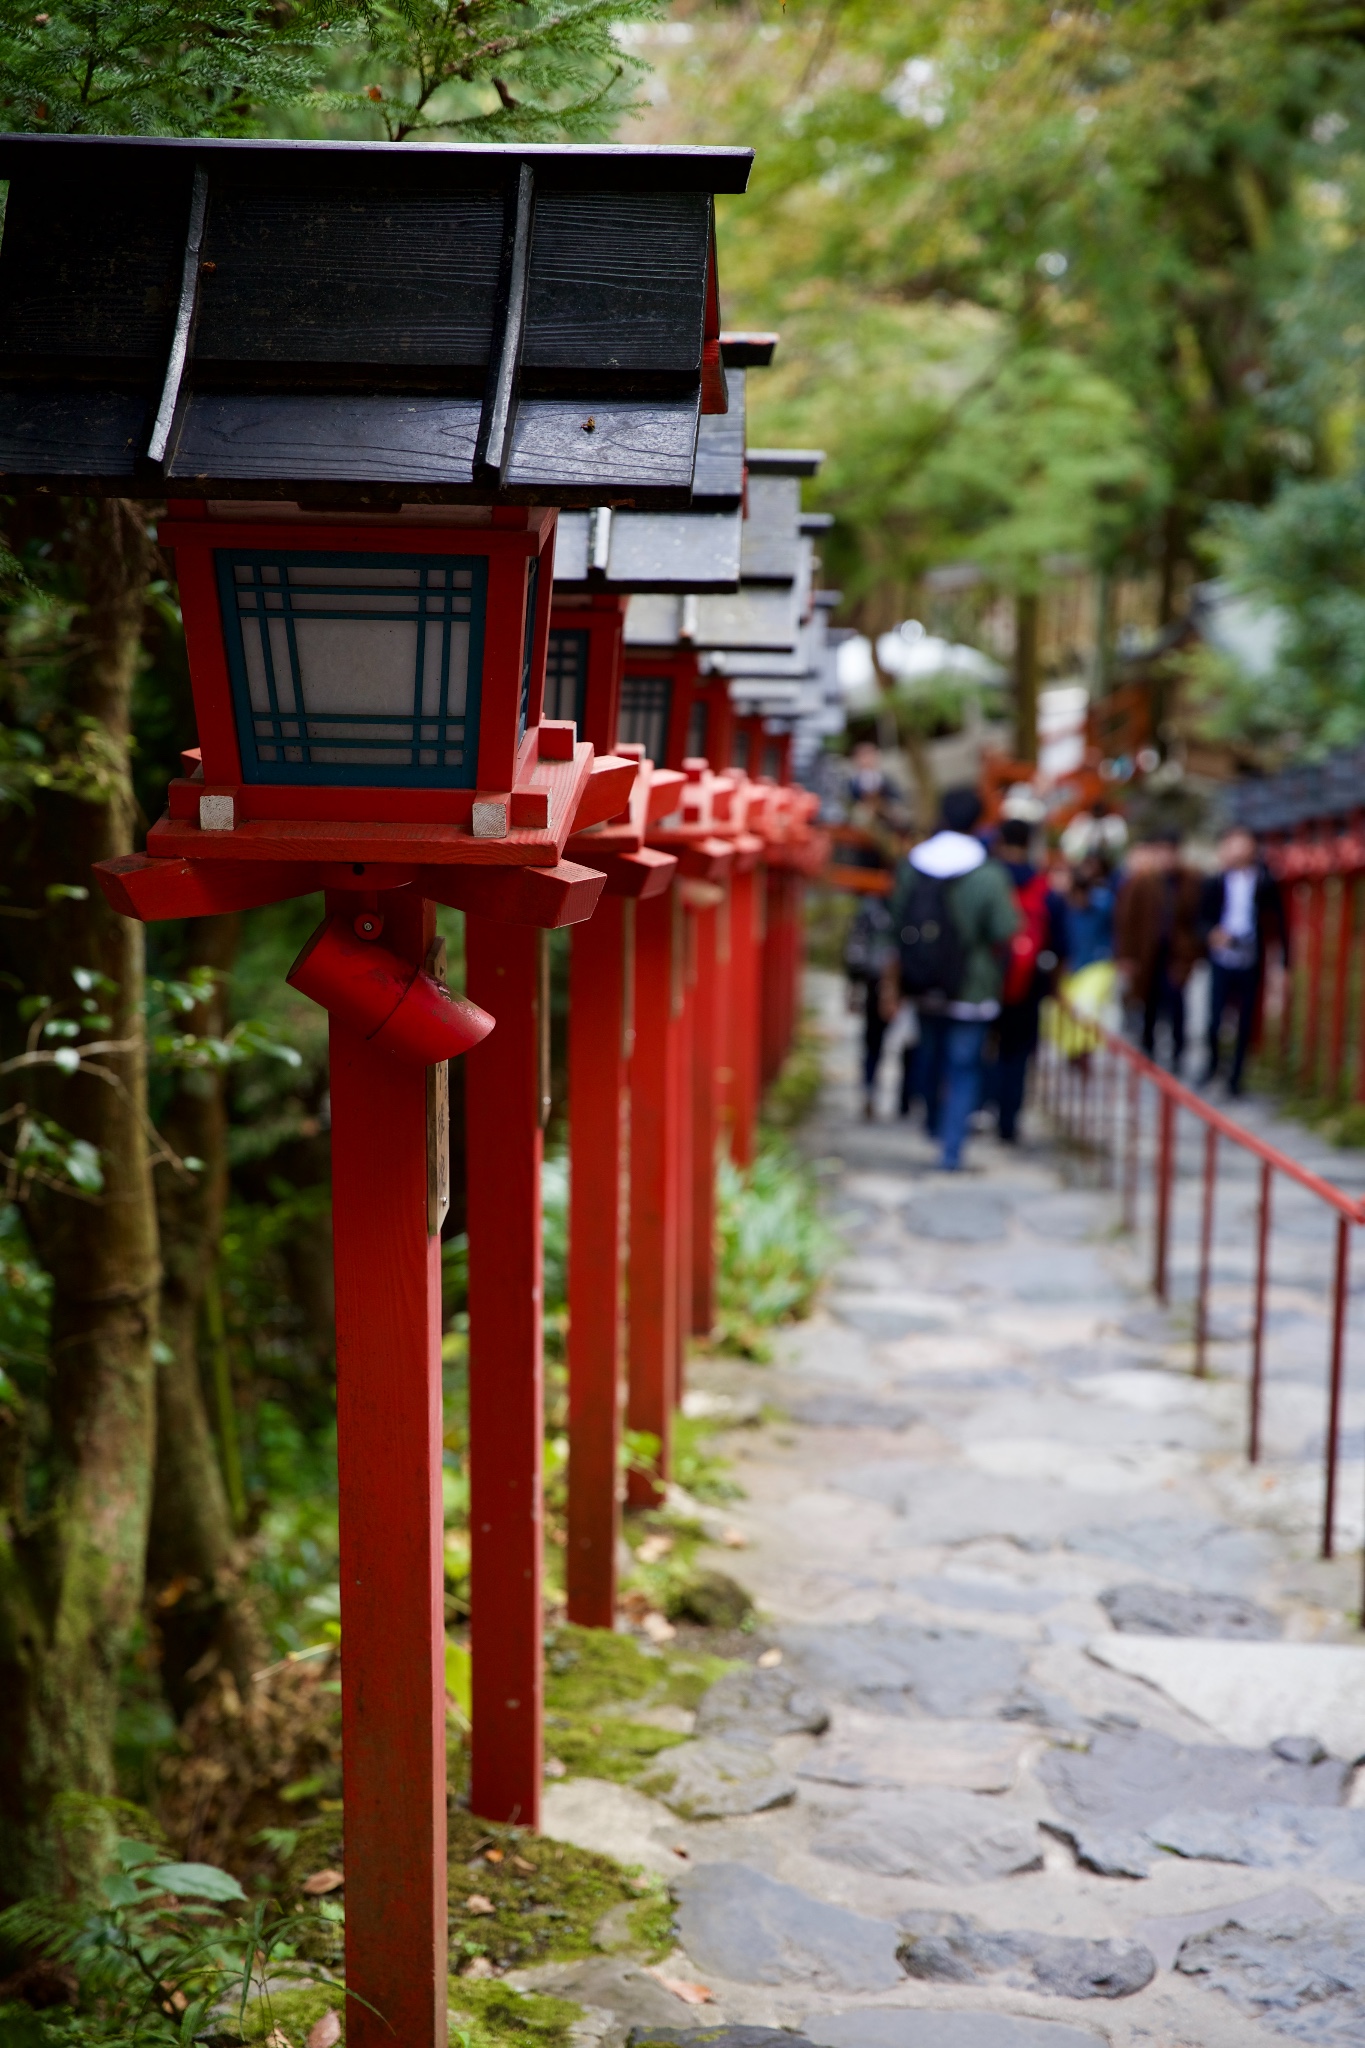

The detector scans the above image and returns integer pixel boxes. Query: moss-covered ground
[272,1786,674,1981]
[235,1976,590,2048]
[542,1622,733,1784]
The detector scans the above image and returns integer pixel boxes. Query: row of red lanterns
[0,130,834,2048]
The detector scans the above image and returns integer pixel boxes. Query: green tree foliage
[1206,480,1365,750]
[641,0,1365,656]
[0,0,343,133]
[1198,93,1365,752]
[352,0,661,142]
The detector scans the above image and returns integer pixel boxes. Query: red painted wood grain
[464,915,544,1825]
[689,896,720,1338]
[566,896,630,1623]
[728,863,759,1170]
[674,896,696,1405]
[626,885,679,1508]
[329,888,448,2048]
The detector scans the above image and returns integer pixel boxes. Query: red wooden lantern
[0,130,752,2048]
[546,335,772,1617]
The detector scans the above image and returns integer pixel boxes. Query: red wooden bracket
[145,742,597,867]
[599,848,678,901]
[509,789,551,829]
[537,720,577,762]
[570,755,638,834]
[731,830,764,875]
[646,769,686,822]
[419,859,606,928]
[658,835,733,883]
[93,852,319,921]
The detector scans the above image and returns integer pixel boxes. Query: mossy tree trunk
[147,912,267,1720]
[0,499,161,1902]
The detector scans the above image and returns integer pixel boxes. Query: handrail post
[1123,1059,1140,1233]
[1195,1123,1217,1377]
[1322,1214,1351,1560]
[1249,1160,1272,1463]
[1154,1088,1175,1304]
[1081,1052,1091,1164]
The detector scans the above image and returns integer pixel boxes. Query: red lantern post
[0,129,753,2048]
[101,502,613,2045]
[541,591,687,1618]
[561,737,680,1621]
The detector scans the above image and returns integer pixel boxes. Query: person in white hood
[890,787,1020,1169]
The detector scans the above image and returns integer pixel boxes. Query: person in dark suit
[1198,826,1288,1096]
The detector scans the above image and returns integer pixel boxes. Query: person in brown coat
[1114,832,1205,1072]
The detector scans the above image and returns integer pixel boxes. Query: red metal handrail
[1041,997,1363,1598]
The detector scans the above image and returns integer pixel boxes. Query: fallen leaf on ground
[670,1845,690,1859]
[620,1590,650,1621]
[306,2012,341,2048]
[649,1971,713,2005]
[263,2032,291,2048]
[756,1647,782,1668]
[642,1612,677,1645]
[545,1757,567,1778]
[511,1855,536,1874]
[461,1955,496,1979]
[637,1533,674,1563]
[465,1894,496,1915]
[720,1528,748,1549]
[483,1848,504,1864]
[301,1868,345,1896]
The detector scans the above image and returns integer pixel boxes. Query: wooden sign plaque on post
[0,129,752,2048]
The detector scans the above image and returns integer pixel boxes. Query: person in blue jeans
[892,788,1020,1171]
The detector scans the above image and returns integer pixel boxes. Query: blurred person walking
[1114,832,1204,1073]
[1198,826,1288,1096]
[843,887,899,1119]
[989,818,1066,1145]
[891,787,1019,1171]
[1065,854,1116,973]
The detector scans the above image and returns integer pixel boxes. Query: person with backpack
[989,817,1067,1144]
[890,786,1020,1171]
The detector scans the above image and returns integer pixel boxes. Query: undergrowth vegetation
[709,1136,830,1359]
[542,1621,733,1784]
[0,969,829,2043]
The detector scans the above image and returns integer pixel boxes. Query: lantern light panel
[223,550,486,786]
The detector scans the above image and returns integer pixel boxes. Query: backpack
[896,870,966,1002]
[1002,870,1051,1006]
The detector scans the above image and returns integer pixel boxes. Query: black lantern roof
[623,443,823,654]
[0,134,751,507]
[554,505,743,591]
[690,335,777,508]
[551,333,775,591]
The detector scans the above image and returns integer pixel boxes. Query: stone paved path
[530,974,1365,2048]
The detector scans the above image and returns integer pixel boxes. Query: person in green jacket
[890,786,1020,1170]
